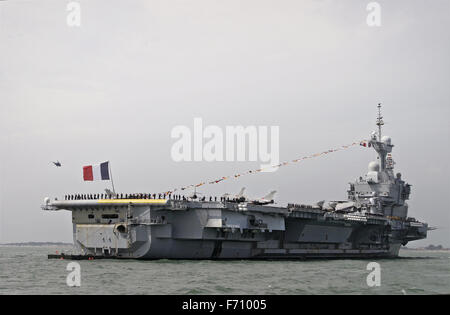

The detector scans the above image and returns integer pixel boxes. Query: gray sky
[0,0,449,247]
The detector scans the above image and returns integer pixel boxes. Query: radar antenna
[376,103,384,140]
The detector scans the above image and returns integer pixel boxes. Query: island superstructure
[42,106,429,259]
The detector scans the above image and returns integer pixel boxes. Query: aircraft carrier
[42,106,429,259]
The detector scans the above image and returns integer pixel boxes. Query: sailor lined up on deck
[64,193,225,202]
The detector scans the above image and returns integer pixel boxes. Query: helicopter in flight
[52,161,62,167]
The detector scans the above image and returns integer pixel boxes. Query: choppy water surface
[0,246,449,295]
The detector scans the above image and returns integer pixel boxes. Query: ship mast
[370,102,392,172]
[376,103,384,141]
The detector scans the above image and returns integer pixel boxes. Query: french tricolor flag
[83,161,110,181]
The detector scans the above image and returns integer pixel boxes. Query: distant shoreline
[402,248,450,251]
[402,246,450,251]
[0,242,73,246]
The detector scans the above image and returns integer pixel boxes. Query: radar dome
[368,161,380,172]
[381,136,391,145]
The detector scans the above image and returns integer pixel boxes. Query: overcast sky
[0,0,449,247]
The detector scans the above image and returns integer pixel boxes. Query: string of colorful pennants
[162,139,369,195]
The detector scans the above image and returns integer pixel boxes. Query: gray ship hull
[134,237,403,260]
[43,199,426,260]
